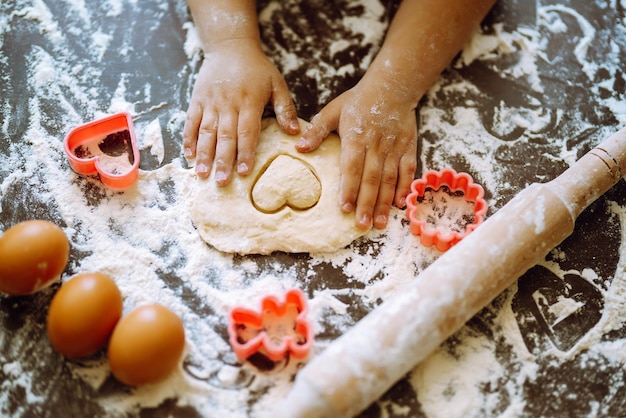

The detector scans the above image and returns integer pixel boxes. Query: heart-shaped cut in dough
[251,155,321,213]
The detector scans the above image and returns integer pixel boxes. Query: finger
[182,102,202,160]
[394,147,418,208]
[195,112,219,178]
[296,101,341,153]
[236,108,262,176]
[373,155,399,229]
[354,140,383,230]
[272,78,300,134]
[338,129,368,215]
[214,112,238,186]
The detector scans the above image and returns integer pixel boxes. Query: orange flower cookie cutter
[228,288,313,363]
[64,112,140,190]
[406,168,488,252]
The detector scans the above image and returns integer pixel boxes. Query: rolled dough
[191,118,370,254]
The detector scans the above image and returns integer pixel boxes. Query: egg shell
[46,272,123,358]
[108,304,185,386]
[0,220,70,295]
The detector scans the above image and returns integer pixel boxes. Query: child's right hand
[183,40,300,185]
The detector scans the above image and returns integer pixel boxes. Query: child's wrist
[204,36,263,55]
[360,65,423,109]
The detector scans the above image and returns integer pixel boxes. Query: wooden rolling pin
[273,126,626,418]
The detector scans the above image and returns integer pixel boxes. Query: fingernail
[291,119,300,131]
[341,202,354,213]
[398,196,406,208]
[196,163,208,174]
[184,148,193,158]
[296,138,308,149]
[375,214,388,227]
[238,162,248,174]
[359,214,372,229]
[215,171,227,184]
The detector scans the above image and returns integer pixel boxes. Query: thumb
[296,100,341,153]
[272,80,300,135]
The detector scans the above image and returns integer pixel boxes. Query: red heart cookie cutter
[63,112,140,190]
[406,168,488,251]
[228,288,313,363]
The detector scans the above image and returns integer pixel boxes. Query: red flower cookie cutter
[63,112,140,190]
[228,288,313,363]
[406,168,488,252]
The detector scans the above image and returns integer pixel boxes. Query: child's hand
[296,76,418,230]
[183,40,299,185]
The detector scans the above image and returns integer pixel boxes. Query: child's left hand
[296,73,418,230]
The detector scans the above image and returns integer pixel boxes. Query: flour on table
[191,118,369,255]
[139,117,165,165]
[2,0,626,417]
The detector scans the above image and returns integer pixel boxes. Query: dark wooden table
[2,0,626,417]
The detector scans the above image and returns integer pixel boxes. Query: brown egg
[108,304,185,386]
[0,220,70,295]
[46,272,123,358]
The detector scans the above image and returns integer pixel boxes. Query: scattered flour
[1,1,626,417]
[140,117,165,164]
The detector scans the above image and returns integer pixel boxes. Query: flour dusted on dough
[191,118,369,254]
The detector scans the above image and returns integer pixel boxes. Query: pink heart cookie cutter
[63,112,140,190]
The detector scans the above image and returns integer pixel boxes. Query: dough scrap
[251,155,321,212]
[192,118,369,254]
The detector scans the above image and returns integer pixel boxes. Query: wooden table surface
[1,0,626,417]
